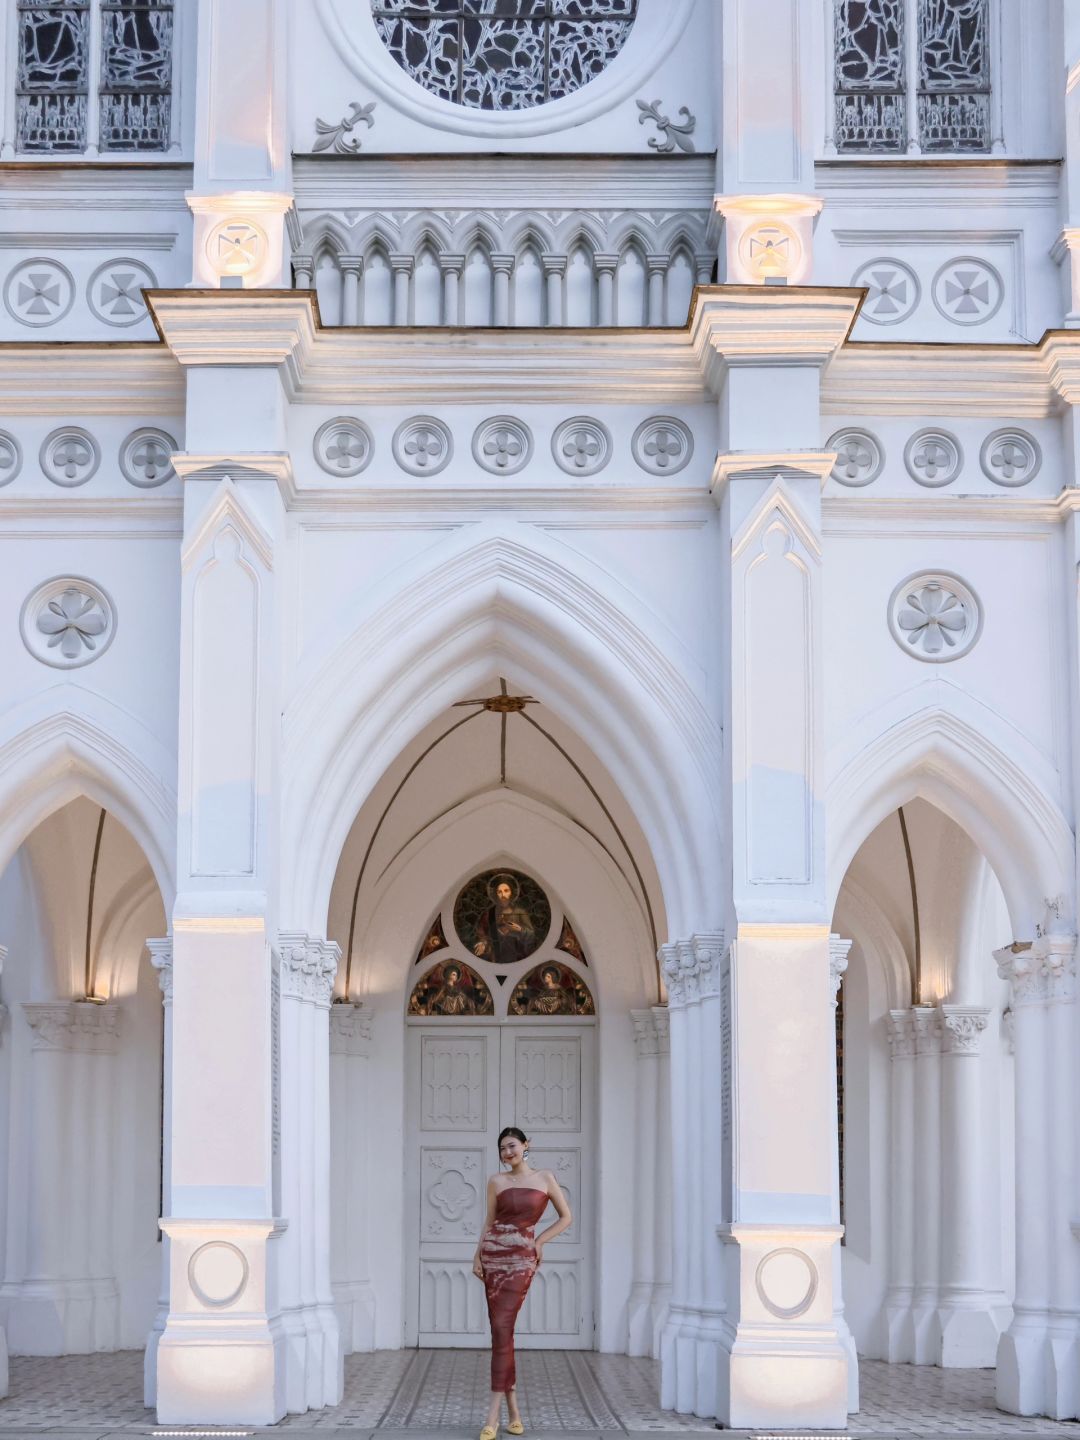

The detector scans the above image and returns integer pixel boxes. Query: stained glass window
[17,1,91,153]
[834,0,989,154]
[371,0,638,112]
[99,1,174,151]
[16,0,173,154]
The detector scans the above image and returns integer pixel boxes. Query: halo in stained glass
[372,1,637,112]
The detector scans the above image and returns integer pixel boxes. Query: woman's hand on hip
[472,1256,484,1280]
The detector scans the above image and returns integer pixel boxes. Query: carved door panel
[503,1028,592,1348]
[405,1023,593,1349]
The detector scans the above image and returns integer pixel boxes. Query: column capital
[886,1007,916,1060]
[389,252,415,274]
[939,1004,991,1056]
[631,1006,669,1057]
[329,1000,372,1055]
[23,1000,121,1054]
[645,252,670,275]
[147,936,174,1005]
[994,933,1077,1007]
[490,252,516,275]
[438,253,465,276]
[540,252,568,276]
[828,933,852,1006]
[661,931,726,1009]
[338,254,364,276]
[277,932,341,1008]
[911,1005,941,1056]
[291,253,314,285]
[592,252,620,275]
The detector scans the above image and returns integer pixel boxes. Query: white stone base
[1,1278,118,1355]
[937,1296,1010,1369]
[333,1281,376,1354]
[157,1320,287,1425]
[996,1320,1048,1417]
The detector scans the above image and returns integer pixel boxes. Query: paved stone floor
[0,1349,1078,1437]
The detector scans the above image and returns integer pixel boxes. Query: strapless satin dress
[479,1185,549,1392]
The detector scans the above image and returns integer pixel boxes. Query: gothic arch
[282,525,722,939]
[827,697,1072,936]
[0,691,176,909]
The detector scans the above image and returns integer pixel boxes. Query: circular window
[372,1,638,111]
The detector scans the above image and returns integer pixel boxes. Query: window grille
[371,0,638,112]
[16,0,174,154]
[834,0,990,155]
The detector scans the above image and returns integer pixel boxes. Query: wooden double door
[404,1020,594,1348]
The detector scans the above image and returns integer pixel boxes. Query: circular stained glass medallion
[372,1,638,112]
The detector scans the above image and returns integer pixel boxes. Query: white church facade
[0,0,1078,1429]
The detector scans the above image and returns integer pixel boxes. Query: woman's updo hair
[498,1126,528,1150]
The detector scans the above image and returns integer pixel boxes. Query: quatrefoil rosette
[632,417,693,476]
[979,428,1041,488]
[826,427,884,487]
[552,416,612,477]
[393,416,453,476]
[119,427,177,488]
[472,416,533,476]
[887,571,983,665]
[20,577,117,670]
[314,416,374,477]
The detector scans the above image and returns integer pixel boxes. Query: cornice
[823,341,1055,418]
[146,290,319,380]
[0,344,183,415]
[689,286,864,393]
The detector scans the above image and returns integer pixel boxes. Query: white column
[144,939,173,1406]
[883,1009,916,1362]
[627,1009,661,1355]
[340,257,363,326]
[594,255,617,326]
[660,950,693,1412]
[651,1006,673,1354]
[8,1003,120,1355]
[275,934,342,1413]
[491,254,515,327]
[541,254,566,327]
[1044,936,1080,1417]
[329,1004,375,1351]
[936,1005,1005,1366]
[910,1007,942,1365]
[291,256,314,291]
[646,254,668,326]
[390,255,413,326]
[995,942,1053,1416]
[187,0,293,287]
[440,255,464,326]
[829,936,858,1413]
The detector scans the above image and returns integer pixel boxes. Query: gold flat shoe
[480,1427,498,1440]
[508,1422,525,1436]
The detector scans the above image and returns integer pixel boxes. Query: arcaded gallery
[0,0,1078,1432]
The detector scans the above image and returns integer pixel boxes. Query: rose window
[372,1,638,112]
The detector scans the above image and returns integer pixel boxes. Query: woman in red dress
[472,1126,572,1439]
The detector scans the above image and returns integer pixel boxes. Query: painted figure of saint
[472,875,536,966]
[525,964,566,1015]
[427,962,476,1015]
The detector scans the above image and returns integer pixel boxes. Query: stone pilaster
[329,1003,375,1353]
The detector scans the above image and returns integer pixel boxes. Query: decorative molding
[886,571,982,664]
[636,98,697,154]
[313,416,374,477]
[0,430,23,486]
[146,937,173,1005]
[23,1000,121,1054]
[551,416,612,476]
[472,416,533,477]
[313,99,376,154]
[119,427,177,488]
[903,428,963,488]
[19,576,116,670]
[631,416,693,476]
[86,258,156,328]
[829,934,852,1006]
[886,1008,917,1060]
[992,927,1076,1009]
[850,258,920,326]
[330,1001,372,1056]
[931,256,1004,327]
[277,932,341,1008]
[661,932,726,1009]
[3,257,75,328]
[392,416,453,477]
[939,1004,990,1055]
[630,1007,668,1058]
[911,1006,941,1057]
[979,428,1041,488]
[41,426,101,488]
[826,427,883,487]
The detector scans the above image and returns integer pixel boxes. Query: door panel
[407,1022,593,1349]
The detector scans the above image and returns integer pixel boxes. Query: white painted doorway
[404,1019,595,1349]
